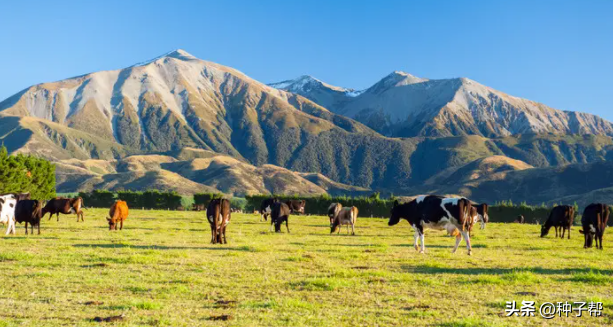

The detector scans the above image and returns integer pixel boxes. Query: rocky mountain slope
[271,72,613,138]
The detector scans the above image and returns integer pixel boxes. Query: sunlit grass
[0,209,611,326]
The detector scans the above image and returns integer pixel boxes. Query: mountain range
[1,49,612,205]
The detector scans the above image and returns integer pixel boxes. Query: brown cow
[43,197,84,222]
[107,200,129,230]
[330,203,358,235]
[206,199,231,244]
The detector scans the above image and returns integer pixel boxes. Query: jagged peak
[269,75,362,96]
[130,49,198,67]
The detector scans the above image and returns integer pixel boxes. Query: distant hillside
[55,153,369,196]
[417,159,613,206]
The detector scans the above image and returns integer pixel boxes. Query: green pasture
[0,209,612,326]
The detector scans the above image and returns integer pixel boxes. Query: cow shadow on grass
[393,244,487,249]
[402,265,613,276]
[72,244,253,251]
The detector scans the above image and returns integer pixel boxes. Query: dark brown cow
[285,200,305,215]
[206,199,231,244]
[43,197,84,222]
[271,202,291,233]
[541,205,575,239]
[579,203,610,249]
[107,200,129,230]
[15,200,43,235]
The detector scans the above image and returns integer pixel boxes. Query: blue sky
[1,0,612,119]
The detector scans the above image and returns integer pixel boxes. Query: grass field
[1,209,612,326]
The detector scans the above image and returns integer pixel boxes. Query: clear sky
[1,0,612,119]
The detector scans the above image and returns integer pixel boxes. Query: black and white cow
[473,203,489,230]
[259,198,278,222]
[0,194,18,235]
[388,195,474,255]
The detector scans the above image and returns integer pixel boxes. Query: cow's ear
[579,230,585,234]
[106,217,111,221]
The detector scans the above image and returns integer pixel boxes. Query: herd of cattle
[0,193,609,252]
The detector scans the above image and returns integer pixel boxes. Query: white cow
[0,194,18,235]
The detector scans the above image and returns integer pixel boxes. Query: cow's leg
[120,220,123,230]
[286,219,290,233]
[222,225,227,244]
[37,222,40,235]
[460,230,472,255]
[561,227,565,239]
[412,225,419,251]
[598,232,603,250]
[419,231,426,254]
[351,223,355,236]
[452,234,462,253]
[56,213,60,222]
[25,222,28,235]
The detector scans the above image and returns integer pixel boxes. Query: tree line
[76,189,562,223]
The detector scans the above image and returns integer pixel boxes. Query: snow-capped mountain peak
[130,49,198,67]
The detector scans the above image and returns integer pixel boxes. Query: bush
[0,146,55,200]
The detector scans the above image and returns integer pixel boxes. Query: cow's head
[540,224,550,237]
[107,217,116,230]
[327,203,339,225]
[297,200,306,215]
[579,227,595,248]
[329,203,343,232]
[389,200,415,226]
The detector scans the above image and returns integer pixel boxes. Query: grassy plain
[0,209,612,326]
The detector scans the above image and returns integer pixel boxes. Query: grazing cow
[107,200,129,230]
[388,195,474,255]
[0,194,17,235]
[15,200,43,235]
[286,200,306,215]
[330,203,358,235]
[259,198,278,222]
[473,203,489,229]
[579,203,609,249]
[206,198,231,244]
[541,205,575,239]
[192,204,205,212]
[270,202,291,233]
[43,197,84,222]
[327,203,341,224]
[514,215,525,224]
